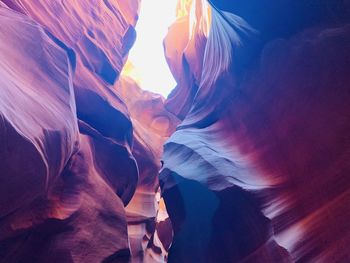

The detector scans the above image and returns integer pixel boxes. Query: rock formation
[116,76,178,262]
[0,1,140,262]
[1,0,350,262]
[161,0,350,262]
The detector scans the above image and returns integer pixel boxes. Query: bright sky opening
[126,0,178,97]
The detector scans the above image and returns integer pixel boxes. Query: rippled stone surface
[116,76,179,262]
[161,0,350,262]
[1,0,350,262]
[0,1,140,262]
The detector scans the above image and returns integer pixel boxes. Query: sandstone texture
[1,0,350,263]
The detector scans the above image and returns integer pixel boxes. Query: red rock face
[1,0,350,262]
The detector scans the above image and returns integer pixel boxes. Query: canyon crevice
[1,0,350,262]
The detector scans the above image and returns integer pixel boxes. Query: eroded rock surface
[1,0,350,262]
[0,1,79,224]
[0,1,140,262]
[116,76,179,262]
[161,0,350,262]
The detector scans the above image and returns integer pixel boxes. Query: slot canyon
[1,0,350,262]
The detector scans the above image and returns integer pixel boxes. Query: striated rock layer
[0,1,142,262]
[0,0,176,262]
[1,0,350,262]
[116,76,179,262]
[161,0,350,262]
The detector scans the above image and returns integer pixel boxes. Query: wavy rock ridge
[161,0,350,262]
[0,1,140,262]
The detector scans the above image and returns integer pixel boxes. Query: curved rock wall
[0,1,177,261]
[0,2,79,223]
[0,1,141,262]
[116,76,179,262]
[1,0,350,262]
[161,0,350,262]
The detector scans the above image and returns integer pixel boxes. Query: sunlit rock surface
[164,0,209,119]
[161,0,350,262]
[116,75,179,262]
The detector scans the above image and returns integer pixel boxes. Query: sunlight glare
[126,0,178,97]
